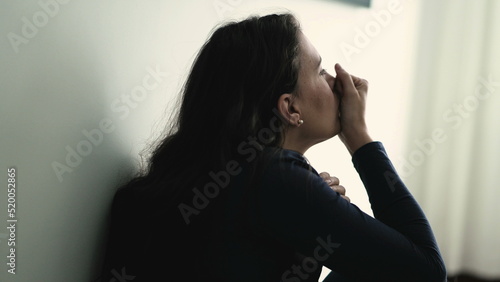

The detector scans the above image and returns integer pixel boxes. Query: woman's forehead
[298,31,321,68]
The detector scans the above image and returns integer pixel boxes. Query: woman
[100,13,446,281]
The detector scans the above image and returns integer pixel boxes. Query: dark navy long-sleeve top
[101,142,446,281]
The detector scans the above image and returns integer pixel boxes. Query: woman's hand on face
[333,64,373,155]
[319,172,350,203]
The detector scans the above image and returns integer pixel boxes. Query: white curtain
[403,0,500,278]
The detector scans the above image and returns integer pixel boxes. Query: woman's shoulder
[260,147,318,177]
[248,147,324,200]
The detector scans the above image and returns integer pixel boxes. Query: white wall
[0,0,419,281]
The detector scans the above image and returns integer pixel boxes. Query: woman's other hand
[319,171,350,203]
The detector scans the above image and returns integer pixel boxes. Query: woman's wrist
[339,129,373,155]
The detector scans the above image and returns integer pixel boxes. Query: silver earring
[298,119,304,125]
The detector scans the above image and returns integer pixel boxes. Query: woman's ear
[277,93,301,126]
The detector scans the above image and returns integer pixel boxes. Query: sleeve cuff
[351,141,385,161]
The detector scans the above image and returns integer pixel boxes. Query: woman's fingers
[334,63,368,93]
[341,195,351,203]
[334,64,372,154]
[319,172,339,186]
[332,184,346,196]
[319,172,349,202]
[334,63,357,96]
[350,74,369,92]
[319,172,330,179]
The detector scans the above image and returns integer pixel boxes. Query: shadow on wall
[1,2,138,280]
[39,19,139,282]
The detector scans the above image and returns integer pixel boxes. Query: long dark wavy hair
[123,13,302,207]
[100,13,303,280]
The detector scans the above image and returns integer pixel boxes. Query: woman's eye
[320,69,327,76]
